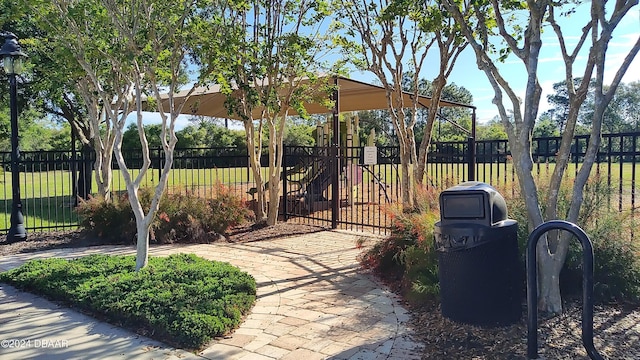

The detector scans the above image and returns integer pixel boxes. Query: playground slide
[306,162,331,202]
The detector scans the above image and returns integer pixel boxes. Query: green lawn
[1,161,639,231]
[0,167,262,230]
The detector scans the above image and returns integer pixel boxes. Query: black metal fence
[428,132,639,217]
[1,132,639,235]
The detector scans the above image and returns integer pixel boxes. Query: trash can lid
[439,181,508,227]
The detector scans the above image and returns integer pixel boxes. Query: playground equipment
[282,114,391,214]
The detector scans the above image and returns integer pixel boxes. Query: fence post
[331,76,340,229]
[468,136,475,181]
[282,146,288,221]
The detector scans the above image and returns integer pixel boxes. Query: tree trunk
[416,76,446,191]
[250,157,267,224]
[399,145,414,209]
[93,136,114,202]
[244,121,266,223]
[266,180,279,225]
[135,219,150,271]
[75,143,94,207]
[537,246,564,313]
[266,116,286,226]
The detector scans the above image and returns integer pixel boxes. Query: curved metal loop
[526,220,603,360]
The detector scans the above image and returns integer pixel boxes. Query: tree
[532,114,560,139]
[356,109,397,146]
[1,0,98,200]
[283,123,315,146]
[19,0,134,202]
[579,81,640,133]
[100,0,229,270]
[175,122,246,148]
[476,117,507,141]
[122,124,163,150]
[332,0,468,208]
[612,81,640,131]
[413,80,474,143]
[0,106,70,151]
[441,0,640,313]
[199,0,332,225]
[39,0,214,270]
[543,78,588,133]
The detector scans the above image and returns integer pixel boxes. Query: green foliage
[176,122,246,148]
[121,124,163,150]
[0,107,68,152]
[358,187,440,305]
[476,117,508,140]
[399,241,439,304]
[155,185,251,243]
[75,193,137,243]
[76,186,250,244]
[502,176,640,305]
[562,214,640,304]
[356,109,396,146]
[0,253,257,349]
[283,123,315,146]
[122,122,248,150]
[532,115,561,138]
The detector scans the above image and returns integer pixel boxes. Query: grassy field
[0,161,638,232]
[0,167,263,231]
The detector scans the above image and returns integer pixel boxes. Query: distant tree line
[2,78,639,153]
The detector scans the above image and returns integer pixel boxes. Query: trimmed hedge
[0,253,256,349]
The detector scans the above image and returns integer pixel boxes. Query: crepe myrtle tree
[199,0,333,225]
[332,0,468,208]
[28,0,191,270]
[441,0,640,313]
[101,0,221,270]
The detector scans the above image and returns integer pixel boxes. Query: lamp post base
[6,206,26,243]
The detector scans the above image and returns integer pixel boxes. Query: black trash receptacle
[435,181,521,326]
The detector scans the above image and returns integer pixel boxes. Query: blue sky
[350,2,639,124]
[438,3,639,124]
[140,3,639,129]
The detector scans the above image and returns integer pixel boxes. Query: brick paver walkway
[0,230,423,359]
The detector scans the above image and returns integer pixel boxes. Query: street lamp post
[1,32,27,242]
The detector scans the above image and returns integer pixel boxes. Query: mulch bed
[1,225,638,359]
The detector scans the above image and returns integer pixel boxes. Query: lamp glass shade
[2,56,23,75]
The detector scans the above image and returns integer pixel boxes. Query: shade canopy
[158,75,475,120]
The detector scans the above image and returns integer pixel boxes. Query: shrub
[206,184,252,235]
[399,242,439,304]
[154,192,212,243]
[358,186,440,305]
[154,185,250,244]
[77,185,251,244]
[0,253,257,350]
[561,213,640,304]
[76,193,136,243]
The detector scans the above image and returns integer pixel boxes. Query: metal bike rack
[526,220,604,360]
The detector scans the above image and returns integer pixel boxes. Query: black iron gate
[281,145,401,234]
